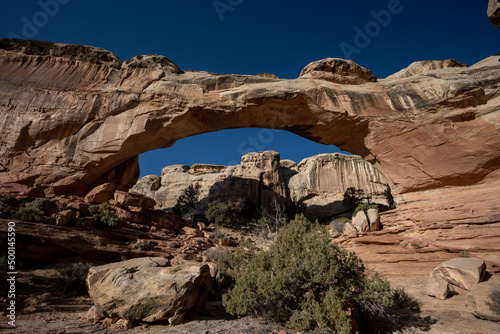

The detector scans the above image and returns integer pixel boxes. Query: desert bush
[51,262,91,296]
[222,214,393,333]
[30,198,58,214]
[131,239,157,251]
[14,206,44,222]
[391,287,420,311]
[89,202,121,227]
[487,289,500,314]
[331,217,350,234]
[353,203,380,217]
[206,200,232,227]
[459,250,470,258]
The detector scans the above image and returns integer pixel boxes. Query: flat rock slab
[466,277,500,322]
[434,257,486,290]
[87,257,212,325]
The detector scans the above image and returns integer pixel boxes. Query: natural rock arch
[0,39,499,203]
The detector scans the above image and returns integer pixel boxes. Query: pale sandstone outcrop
[133,151,388,218]
[136,151,286,214]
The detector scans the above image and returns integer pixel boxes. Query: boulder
[343,222,357,235]
[466,277,500,321]
[86,257,212,325]
[181,226,203,237]
[84,183,115,204]
[114,190,156,211]
[54,209,76,226]
[426,271,451,300]
[352,211,370,233]
[299,58,377,84]
[489,0,500,28]
[434,257,486,290]
[366,209,380,231]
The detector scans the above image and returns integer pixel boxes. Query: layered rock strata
[0,38,499,203]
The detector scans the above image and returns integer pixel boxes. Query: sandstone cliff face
[133,151,388,218]
[0,37,499,201]
[0,38,499,236]
[285,153,388,216]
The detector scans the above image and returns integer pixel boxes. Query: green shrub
[30,198,58,214]
[206,200,232,227]
[14,206,44,222]
[51,262,91,296]
[487,290,500,314]
[459,250,470,258]
[89,202,121,227]
[222,214,393,333]
[131,239,157,251]
[353,203,379,217]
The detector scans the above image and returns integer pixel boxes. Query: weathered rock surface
[352,210,370,232]
[284,153,388,217]
[466,277,500,321]
[489,0,500,28]
[366,209,380,232]
[86,257,212,324]
[133,151,388,218]
[299,58,377,84]
[0,38,499,204]
[434,257,486,290]
[426,271,451,300]
[385,59,467,80]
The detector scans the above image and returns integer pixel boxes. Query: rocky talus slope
[133,151,389,217]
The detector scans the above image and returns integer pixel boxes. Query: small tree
[383,184,396,209]
[176,184,200,208]
[343,187,365,212]
[252,197,287,240]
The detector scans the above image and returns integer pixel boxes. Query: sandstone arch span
[0,39,499,205]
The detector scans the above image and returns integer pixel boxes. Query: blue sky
[1,0,498,177]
